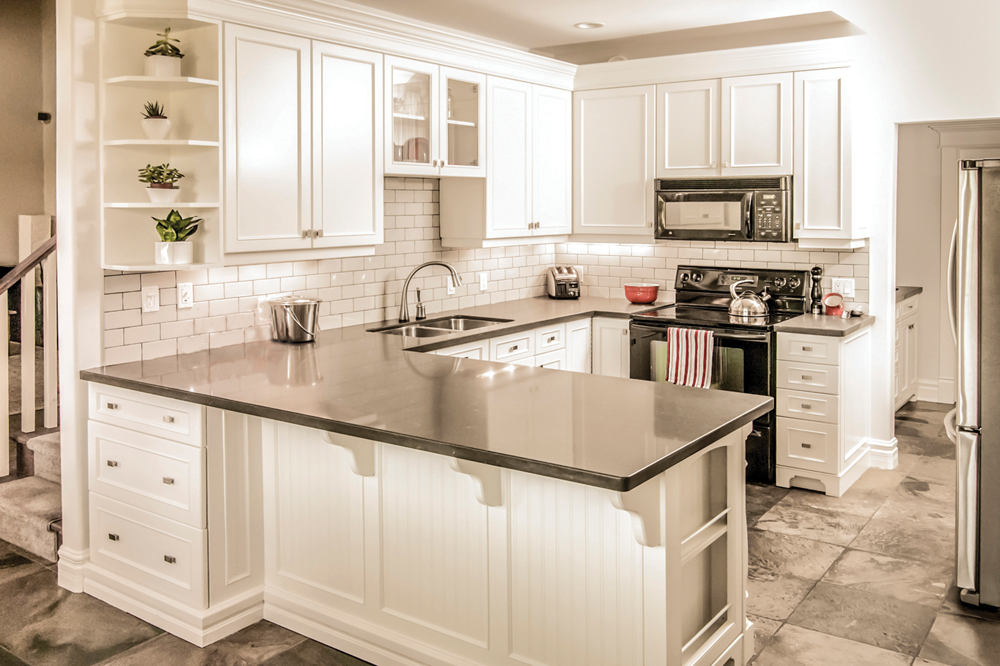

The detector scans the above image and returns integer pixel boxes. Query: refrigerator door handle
[956,168,980,429]
[948,218,959,345]
[945,407,958,444]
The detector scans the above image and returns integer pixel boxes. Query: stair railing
[2,216,57,477]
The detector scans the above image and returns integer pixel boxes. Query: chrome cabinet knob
[164,555,176,564]
[108,533,120,541]
[162,477,175,485]
[106,460,119,468]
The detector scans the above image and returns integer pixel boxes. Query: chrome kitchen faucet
[398,261,463,323]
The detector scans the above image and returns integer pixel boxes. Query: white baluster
[42,246,57,428]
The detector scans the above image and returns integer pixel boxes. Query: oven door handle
[712,330,770,342]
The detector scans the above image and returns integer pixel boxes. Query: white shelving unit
[99,16,223,270]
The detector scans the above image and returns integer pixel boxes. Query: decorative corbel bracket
[323,432,376,477]
[610,479,662,548]
[448,458,502,507]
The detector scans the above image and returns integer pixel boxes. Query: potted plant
[141,101,170,140]
[152,209,201,265]
[144,27,184,78]
[138,163,184,204]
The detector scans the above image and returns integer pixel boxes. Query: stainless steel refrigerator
[945,159,1000,608]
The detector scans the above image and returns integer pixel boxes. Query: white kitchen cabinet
[592,317,630,378]
[776,327,872,497]
[655,79,720,177]
[573,86,656,237]
[565,318,592,374]
[532,86,572,235]
[894,295,920,409]
[434,339,488,360]
[486,76,533,238]
[440,66,487,178]
[721,72,793,176]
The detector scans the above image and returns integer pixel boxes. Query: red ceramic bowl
[624,283,659,304]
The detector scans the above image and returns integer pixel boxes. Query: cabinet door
[894,319,905,409]
[312,42,383,248]
[224,24,311,252]
[385,56,439,176]
[532,86,572,235]
[487,76,533,238]
[721,73,792,176]
[574,86,655,236]
[905,317,919,401]
[439,67,486,178]
[592,317,629,378]
[565,318,592,374]
[655,79,720,177]
[793,68,853,242]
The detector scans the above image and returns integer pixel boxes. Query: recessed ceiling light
[574,22,605,30]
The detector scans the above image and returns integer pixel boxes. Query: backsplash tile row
[103,177,869,364]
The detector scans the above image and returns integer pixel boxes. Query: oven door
[655,191,753,241]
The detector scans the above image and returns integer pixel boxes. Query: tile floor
[0,401,997,666]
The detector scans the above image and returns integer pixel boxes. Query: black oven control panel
[677,266,808,300]
[751,191,791,242]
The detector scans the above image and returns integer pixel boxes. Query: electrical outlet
[177,282,193,309]
[447,275,456,295]
[831,278,855,298]
[142,286,159,313]
[479,272,488,291]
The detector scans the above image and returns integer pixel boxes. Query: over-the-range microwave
[654,176,791,243]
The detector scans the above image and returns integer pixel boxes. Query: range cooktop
[631,305,801,330]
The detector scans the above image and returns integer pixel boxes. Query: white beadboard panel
[378,445,491,648]
[507,471,644,666]
[269,422,367,605]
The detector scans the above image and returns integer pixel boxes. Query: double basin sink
[370,316,513,338]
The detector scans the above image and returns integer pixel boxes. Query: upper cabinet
[532,85,573,236]
[655,79,720,177]
[721,73,793,176]
[573,86,656,237]
[384,56,486,178]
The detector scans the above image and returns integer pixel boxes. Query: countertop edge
[896,286,923,303]
[772,313,876,337]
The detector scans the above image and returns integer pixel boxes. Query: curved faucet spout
[398,261,464,323]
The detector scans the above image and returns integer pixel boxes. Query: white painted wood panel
[565,318,592,374]
[777,360,840,395]
[777,389,840,424]
[656,79,720,177]
[89,383,204,446]
[384,56,440,176]
[777,333,840,365]
[532,85,572,235]
[592,317,630,378]
[436,339,489,359]
[224,24,311,252]
[777,418,838,474]
[841,329,872,463]
[721,73,792,176]
[439,67,486,178]
[487,76,533,238]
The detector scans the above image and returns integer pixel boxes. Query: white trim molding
[867,437,899,470]
[57,546,89,593]
[916,378,956,405]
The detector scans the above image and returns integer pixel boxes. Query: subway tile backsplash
[103,177,869,364]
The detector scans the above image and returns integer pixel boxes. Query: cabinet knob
[106,460,119,468]
[801,443,812,449]
[106,402,119,410]
[163,415,175,424]
[108,533,120,541]
[908,324,915,330]
[164,555,176,564]
[162,477,175,485]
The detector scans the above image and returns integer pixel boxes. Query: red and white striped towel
[658,327,714,389]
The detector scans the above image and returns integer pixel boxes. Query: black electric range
[629,266,809,484]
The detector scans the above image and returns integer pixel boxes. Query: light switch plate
[447,275,456,295]
[831,278,855,298]
[479,273,488,291]
[142,286,160,313]
[177,282,193,309]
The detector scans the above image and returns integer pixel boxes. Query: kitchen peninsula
[80,297,771,666]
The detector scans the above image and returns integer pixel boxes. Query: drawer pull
[801,404,812,410]
[509,344,519,353]
[546,335,556,343]
[802,346,813,352]
[106,460,119,468]
[108,533,120,541]
[801,375,813,381]
[164,555,176,564]
[801,443,812,449]
[163,416,175,424]
[106,402,119,410]
[162,477,175,485]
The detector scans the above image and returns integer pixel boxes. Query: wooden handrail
[0,233,56,296]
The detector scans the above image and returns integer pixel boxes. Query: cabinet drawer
[777,334,839,366]
[436,340,488,360]
[535,348,567,370]
[89,494,207,610]
[490,330,534,363]
[534,323,566,354]
[897,296,918,320]
[777,361,840,395]
[89,384,203,446]
[89,422,206,528]
[777,418,838,474]
[777,389,839,424]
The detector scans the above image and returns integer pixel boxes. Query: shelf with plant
[102,206,221,270]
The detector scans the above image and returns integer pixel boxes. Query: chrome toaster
[545,266,580,299]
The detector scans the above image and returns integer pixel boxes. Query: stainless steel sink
[420,316,512,331]
[374,325,451,337]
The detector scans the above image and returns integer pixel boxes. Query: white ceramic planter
[141,117,171,140]
[154,241,194,265]
[146,187,181,204]
[144,55,182,78]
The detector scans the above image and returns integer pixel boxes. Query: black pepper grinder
[810,266,824,314]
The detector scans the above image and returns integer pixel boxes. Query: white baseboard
[57,546,88,593]
[915,378,956,405]
[868,438,899,470]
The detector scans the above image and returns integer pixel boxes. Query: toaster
[545,266,580,299]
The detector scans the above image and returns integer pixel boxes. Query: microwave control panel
[752,191,790,242]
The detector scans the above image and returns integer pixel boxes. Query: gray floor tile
[940,585,1000,623]
[902,454,956,486]
[259,639,373,665]
[822,548,952,607]
[913,659,951,666]
[897,433,957,459]
[748,615,782,660]
[749,529,844,580]
[775,484,889,520]
[747,570,818,621]
[747,483,791,527]
[851,485,955,565]
[787,581,937,656]
[754,501,870,546]
[0,647,29,666]
[0,543,44,588]
[919,612,1000,666]
[752,624,912,666]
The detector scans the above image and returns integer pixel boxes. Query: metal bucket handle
[279,302,314,336]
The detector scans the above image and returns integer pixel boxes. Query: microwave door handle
[743,193,754,240]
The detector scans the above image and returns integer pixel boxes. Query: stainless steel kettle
[728,279,770,318]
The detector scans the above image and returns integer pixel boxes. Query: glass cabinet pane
[445,78,479,168]
[392,68,431,165]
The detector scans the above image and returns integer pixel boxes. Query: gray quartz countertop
[773,313,875,337]
[81,297,771,492]
[897,286,923,302]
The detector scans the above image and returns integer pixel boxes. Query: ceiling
[339,0,859,63]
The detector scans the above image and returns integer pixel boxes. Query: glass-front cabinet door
[385,56,439,175]
[439,67,486,178]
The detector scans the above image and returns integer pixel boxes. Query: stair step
[0,476,60,562]
[26,432,60,484]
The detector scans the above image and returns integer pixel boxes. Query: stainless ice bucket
[268,295,321,343]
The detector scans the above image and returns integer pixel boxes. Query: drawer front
[89,384,203,446]
[898,296,918,320]
[535,348,567,370]
[89,494,207,609]
[777,334,840,366]
[535,323,567,354]
[777,361,840,395]
[777,418,839,474]
[89,422,206,528]
[437,340,488,360]
[777,389,839,424]
[490,331,534,363]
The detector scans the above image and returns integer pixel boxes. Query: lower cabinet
[434,317,592,373]
[894,295,920,410]
[591,317,631,378]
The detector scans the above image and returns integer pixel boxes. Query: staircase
[2,215,60,562]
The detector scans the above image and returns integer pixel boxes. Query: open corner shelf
[447,119,476,127]
[104,202,221,209]
[105,75,219,90]
[103,262,221,272]
[104,139,220,147]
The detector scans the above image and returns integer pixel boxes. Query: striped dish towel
[651,327,714,388]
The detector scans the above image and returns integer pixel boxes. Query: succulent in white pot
[141,101,171,140]
[138,163,184,204]
[143,28,184,78]
[152,209,201,265]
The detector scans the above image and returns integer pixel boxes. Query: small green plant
[144,28,184,58]
[142,101,166,118]
[153,209,201,242]
[138,163,184,187]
